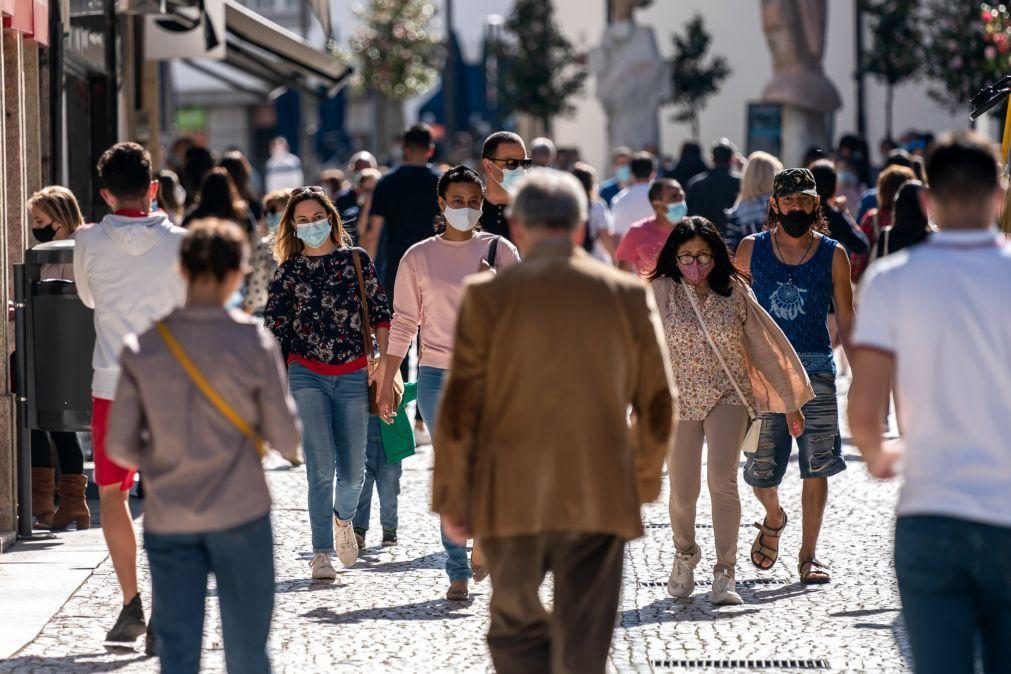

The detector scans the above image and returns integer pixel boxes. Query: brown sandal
[446,579,469,601]
[750,508,788,570]
[798,558,831,584]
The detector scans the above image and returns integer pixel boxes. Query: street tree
[495,0,586,136]
[666,14,731,141]
[859,0,923,140]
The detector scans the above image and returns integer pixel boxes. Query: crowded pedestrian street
[1,378,911,673]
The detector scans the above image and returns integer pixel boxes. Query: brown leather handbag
[351,250,404,415]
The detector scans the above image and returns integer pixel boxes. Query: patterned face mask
[678,260,714,286]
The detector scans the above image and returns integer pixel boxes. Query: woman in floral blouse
[264,186,392,581]
[649,217,812,606]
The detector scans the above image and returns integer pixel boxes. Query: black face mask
[32,224,58,243]
[779,209,816,238]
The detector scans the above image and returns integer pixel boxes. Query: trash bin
[13,240,96,537]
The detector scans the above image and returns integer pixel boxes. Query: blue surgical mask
[616,165,632,183]
[499,167,526,192]
[265,212,281,233]
[666,201,688,224]
[296,218,332,248]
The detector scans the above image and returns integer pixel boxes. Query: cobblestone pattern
[1,386,911,673]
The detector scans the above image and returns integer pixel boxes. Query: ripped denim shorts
[743,371,846,487]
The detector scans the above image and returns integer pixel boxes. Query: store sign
[145,0,225,61]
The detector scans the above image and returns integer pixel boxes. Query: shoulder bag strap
[680,281,757,419]
[487,235,500,268]
[351,250,373,359]
[155,322,266,458]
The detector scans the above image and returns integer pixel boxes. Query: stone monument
[760,0,841,166]
[589,0,671,151]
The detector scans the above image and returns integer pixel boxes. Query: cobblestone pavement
[1,381,911,673]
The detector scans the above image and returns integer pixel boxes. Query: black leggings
[30,430,85,475]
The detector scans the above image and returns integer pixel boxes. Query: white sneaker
[333,517,359,567]
[310,552,337,580]
[712,569,743,605]
[666,545,701,598]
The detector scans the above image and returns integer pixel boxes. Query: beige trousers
[667,404,749,574]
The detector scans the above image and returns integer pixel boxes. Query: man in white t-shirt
[849,131,1011,674]
[610,152,656,240]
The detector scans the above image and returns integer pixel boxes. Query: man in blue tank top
[735,168,855,585]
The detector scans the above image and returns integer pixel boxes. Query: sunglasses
[293,185,327,196]
[488,157,533,171]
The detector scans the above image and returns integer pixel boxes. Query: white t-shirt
[587,198,614,264]
[611,183,653,238]
[853,228,1011,527]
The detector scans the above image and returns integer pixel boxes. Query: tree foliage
[495,0,587,132]
[666,14,731,140]
[859,0,923,137]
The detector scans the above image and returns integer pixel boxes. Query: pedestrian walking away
[264,186,392,579]
[106,219,302,674]
[378,165,520,601]
[686,139,741,232]
[73,142,187,647]
[431,169,677,674]
[849,132,1011,674]
[734,167,854,584]
[611,151,658,240]
[649,216,813,605]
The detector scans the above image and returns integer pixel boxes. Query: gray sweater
[107,306,302,534]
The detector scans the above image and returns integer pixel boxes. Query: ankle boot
[31,467,57,529]
[51,474,91,530]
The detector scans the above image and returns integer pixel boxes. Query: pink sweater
[388,232,520,370]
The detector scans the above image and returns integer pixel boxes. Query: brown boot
[31,467,57,529]
[51,474,91,530]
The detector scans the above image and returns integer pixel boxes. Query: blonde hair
[273,187,352,264]
[27,186,85,234]
[737,151,784,204]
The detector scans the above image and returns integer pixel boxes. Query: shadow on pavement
[747,583,820,604]
[0,652,148,673]
[301,597,477,624]
[619,598,761,627]
[829,607,899,618]
[356,551,446,573]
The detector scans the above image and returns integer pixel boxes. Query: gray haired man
[432,169,678,674]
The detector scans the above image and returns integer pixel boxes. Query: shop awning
[222,0,350,96]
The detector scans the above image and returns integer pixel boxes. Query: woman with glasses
[649,217,812,606]
[264,186,392,581]
[377,165,521,601]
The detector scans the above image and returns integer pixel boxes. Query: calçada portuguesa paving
[0,379,911,673]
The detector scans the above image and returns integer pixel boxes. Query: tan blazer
[651,276,814,414]
[432,240,678,542]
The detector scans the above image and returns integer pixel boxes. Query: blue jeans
[895,516,1011,674]
[743,371,846,487]
[417,366,472,582]
[352,417,402,532]
[144,514,274,674]
[288,364,369,553]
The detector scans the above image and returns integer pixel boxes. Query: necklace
[772,228,817,282]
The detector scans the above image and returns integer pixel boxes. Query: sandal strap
[752,521,783,537]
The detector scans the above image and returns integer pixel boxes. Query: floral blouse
[662,282,753,421]
[264,247,392,373]
[241,235,277,315]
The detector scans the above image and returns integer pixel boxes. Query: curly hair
[273,187,352,264]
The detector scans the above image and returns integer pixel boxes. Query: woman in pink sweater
[378,166,520,601]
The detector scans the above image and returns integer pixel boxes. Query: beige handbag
[681,281,763,454]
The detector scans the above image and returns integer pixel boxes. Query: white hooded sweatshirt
[74,212,186,400]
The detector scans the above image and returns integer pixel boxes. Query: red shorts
[92,397,136,490]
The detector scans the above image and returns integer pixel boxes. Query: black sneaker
[106,595,147,642]
[144,620,157,656]
[353,527,366,549]
[381,529,397,547]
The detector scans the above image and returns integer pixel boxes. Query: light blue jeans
[288,363,369,553]
[417,366,472,582]
[352,417,402,533]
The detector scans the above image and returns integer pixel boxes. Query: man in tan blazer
[432,169,678,674]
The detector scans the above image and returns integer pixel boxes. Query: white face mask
[444,207,481,232]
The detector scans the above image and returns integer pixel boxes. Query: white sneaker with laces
[667,545,701,598]
[333,516,359,567]
[712,569,744,605]
[310,552,337,580]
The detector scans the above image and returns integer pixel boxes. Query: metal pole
[104,0,118,140]
[49,0,64,185]
[13,266,32,539]
[855,0,867,140]
[443,0,457,136]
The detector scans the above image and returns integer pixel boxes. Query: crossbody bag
[156,321,266,459]
[680,281,762,454]
[351,250,404,416]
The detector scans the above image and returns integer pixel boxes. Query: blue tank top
[750,231,837,374]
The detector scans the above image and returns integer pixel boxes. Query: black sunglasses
[488,157,533,171]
